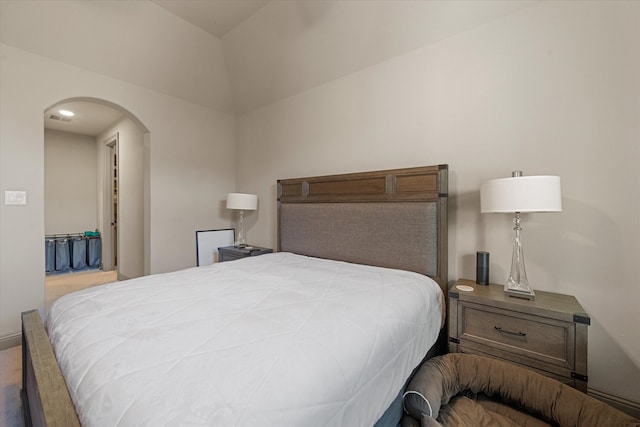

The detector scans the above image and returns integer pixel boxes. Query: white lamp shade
[480,176,562,213]
[226,193,258,211]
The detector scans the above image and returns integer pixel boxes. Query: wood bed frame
[21,164,448,427]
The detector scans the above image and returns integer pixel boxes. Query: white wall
[44,129,97,235]
[97,118,146,280]
[232,1,640,402]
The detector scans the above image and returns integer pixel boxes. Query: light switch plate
[5,190,27,205]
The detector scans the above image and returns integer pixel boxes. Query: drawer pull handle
[494,326,526,337]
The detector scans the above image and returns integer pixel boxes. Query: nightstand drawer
[459,301,574,370]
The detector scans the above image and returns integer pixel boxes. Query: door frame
[102,133,119,274]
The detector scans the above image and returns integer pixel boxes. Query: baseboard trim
[0,332,21,350]
[589,387,640,419]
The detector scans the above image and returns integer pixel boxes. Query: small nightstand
[448,279,590,392]
[218,245,273,262]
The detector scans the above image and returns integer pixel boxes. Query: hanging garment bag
[55,238,70,272]
[71,237,87,270]
[45,238,55,273]
[87,235,102,269]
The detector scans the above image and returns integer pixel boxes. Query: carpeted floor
[45,269,117,312]
[0,270,117,427]
[0,346,22,427]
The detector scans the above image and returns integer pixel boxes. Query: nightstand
[448,279,590,392]
[218,245,273,262]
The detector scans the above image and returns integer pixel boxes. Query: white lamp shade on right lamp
[481,175,562,214]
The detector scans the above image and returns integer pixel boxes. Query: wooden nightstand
[448,279,590,392]
[218,246,273,262]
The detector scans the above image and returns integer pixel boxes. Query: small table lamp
[480,171,562,300]
[226,193,258,247]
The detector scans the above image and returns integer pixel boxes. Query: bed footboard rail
[21,310,80,427]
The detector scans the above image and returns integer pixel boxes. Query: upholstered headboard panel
[277,165,448,290]
[279,202,438,276]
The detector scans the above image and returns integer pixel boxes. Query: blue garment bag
[71,237,87,270]
[45,239,55,273]
[87,236,102,269]
[55,238,70,272]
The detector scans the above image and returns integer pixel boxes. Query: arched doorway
[43,98,149,303]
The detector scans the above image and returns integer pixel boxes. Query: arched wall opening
[44,97,150,285]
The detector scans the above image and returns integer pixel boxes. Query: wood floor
[0,270,117,427]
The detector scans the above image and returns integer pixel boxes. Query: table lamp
[226,193,258,247]
[480,171,562,300]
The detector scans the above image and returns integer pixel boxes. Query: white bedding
[48,252,444,427]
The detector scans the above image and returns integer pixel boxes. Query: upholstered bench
[402,353,639,427]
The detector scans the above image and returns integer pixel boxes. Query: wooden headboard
[277,165,448,293]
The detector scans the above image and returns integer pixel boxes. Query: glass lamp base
[505,216,535,300]
[234,210,248,247]
[504,281,535,300]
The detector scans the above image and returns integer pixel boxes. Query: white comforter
[48,252,443,427]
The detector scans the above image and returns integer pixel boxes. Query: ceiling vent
[49,114,72,123]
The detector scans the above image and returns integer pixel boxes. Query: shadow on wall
[588,317,640,407]
[547,197,640,402]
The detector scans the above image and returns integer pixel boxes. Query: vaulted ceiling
[150,0,269,38]
[21,0,536,135]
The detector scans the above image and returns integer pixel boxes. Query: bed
[21,164,449,427]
